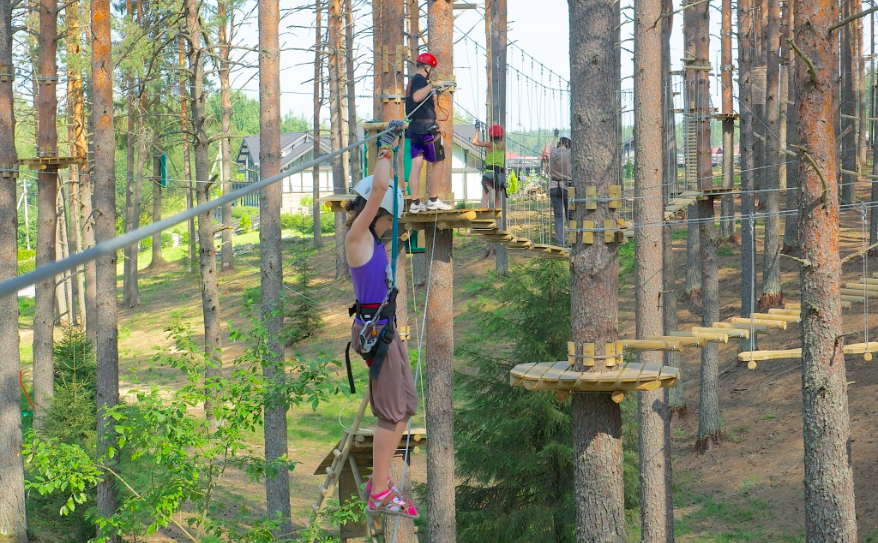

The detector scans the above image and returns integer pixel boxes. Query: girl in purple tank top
[345,122,419,519]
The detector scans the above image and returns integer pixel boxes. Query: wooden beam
[730,317,788,330]
[712,321,770,333]
[750,312,801,323]
[667,330,730,343]
[693,326,749,339]
[645,335,705,347]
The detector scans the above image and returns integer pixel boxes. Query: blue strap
[390,145,400,286]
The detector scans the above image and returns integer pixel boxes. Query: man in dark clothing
[405,52,452,213]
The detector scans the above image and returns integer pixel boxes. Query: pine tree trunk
[426,1,456,540]
[783,2,800,253]
[856,14,867,176]
[329,0,346,263]
[871,7,878,248]
[0,0,28,535]
[127,109,146,307]
[33,0,59,430]
[65,24,85,325]
[752,0,767,204]
[78,6,96,341]
[759,0,782,310]
[150,154,164,267]
[218,0,234,273]
[634,0,669,534]
[258,0,292,535]
[313,0,324,249]
[719,0,735,241]
[738,0,757,322]
[686,0,721,451]
[344,0,360,183]
[186,0,221,436]
[486,0,508,275]
[123,71,136,306]
[91,0,119,534]
[180,38,195,274]
[570,0,625,538]
[662,0,684,421]
[684,204,701,301]
[840,0,857,206]
[55,189,70,325]
[794,1,858,538]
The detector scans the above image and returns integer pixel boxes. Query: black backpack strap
[345,342,356,394]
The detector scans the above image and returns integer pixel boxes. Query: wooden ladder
[311,394,382,542]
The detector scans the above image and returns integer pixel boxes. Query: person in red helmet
[471,121,507,210]
[405,51,452,212]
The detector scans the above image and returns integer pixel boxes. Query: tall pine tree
[455,260,575,543]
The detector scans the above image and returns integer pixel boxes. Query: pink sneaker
[366,489,420,519]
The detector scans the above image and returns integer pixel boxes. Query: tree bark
[55,188,71,325]
[662,0,684,423]
[180,38,195,274]
[738,0,757,323]
[686,0,721,451]
[634,0,670,535]
[218,0,234,273]
[33,0,59,431]
[258,0,292,535]
[759,0,783,310]
[569,0,625,538]
[126,107,146,307]
[313,0,324,249]
[185,0,221,435]
[123,35,137,307]
[92,0,120,534]
[65,9,86,325]
[150,153,164,267]
[871,4,878,248]
[330,0,347,263]
[684,205,701,300]
[719,0,735,240]
[425,1,456,541]
[794,1,858,539]
[0,0,28,535]
[840,0,857,205]
[783,1,800,253]
[486,0,508,275]
[345,0,360,183]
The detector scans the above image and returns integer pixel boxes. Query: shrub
[285,255,323,344]
[18,258,35,275]
[239,213,251,233]
[18,249,35,260]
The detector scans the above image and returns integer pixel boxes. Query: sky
[225,0,736,137]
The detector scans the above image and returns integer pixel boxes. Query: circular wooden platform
[509,361,680,393]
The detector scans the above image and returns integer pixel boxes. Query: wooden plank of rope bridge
[784,302,801,310]
[845,282,878,292]
[841,295,867,304]
[768,308,801,317]
[509,362,681,392]
[730,317,788,330]
[644,335,705,347]
[667,330,730,343]
[401,209,476,223]
[737,348,803,361]
[692,326,750,339]
[750,312,801,323]
[509,362,540,387]
[618,339,684,351]
[858,277,878,285]
[840,288,878,298]
[712,321,771,333]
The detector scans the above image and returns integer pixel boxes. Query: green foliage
[17,249,35,260]
[285,255,323,344]
[139,232,174,251]
[280,212,334,235]
[24,314,342,542]
[454,260,641,543]
[239,213,252,233]
[454,260,575,543]
[25,327,98,542]
[281,111,309,134]
[18,258,35,275]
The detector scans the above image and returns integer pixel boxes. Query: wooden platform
[510,361,680,393]
[663,188,742,220]
[738,342,878,364]
[19,156,84,170]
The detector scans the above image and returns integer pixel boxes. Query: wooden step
[712,321,770,333]
[768,308,801,317]
[729,317,787,330]
[645,335,706,347]
[667,330,730,343]
[618,339,684,351]
[750,312,801,323]
[692,326,750,339]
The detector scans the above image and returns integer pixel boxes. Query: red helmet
[488,124,504,138]
[416,52,437,67]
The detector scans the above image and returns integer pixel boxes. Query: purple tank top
[349,237,391,322]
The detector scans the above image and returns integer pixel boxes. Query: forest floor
[18,202,878,542]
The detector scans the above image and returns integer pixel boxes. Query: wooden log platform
[729,317,788,330]
[20,156,85,170]
[712,321,771,333]
[692,326,750,339]
[738,342,878,364]
[509,361,680,393]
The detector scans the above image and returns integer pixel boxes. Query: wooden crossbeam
[712,321,770,333]
[738,341,878,362]
[618,339,684,351]
[730,317,787,330]
[645,335,705,347]
[667,330,730,343]
[750,312,801,323]
[692,326,749,339]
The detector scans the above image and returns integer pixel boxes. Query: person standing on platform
[545,129,572,246]
[472,122,507,210]
[405,52,452,213]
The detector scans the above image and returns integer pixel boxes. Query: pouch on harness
[344,286,399,393]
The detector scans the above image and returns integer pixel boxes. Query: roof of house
[236,131,334,170]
